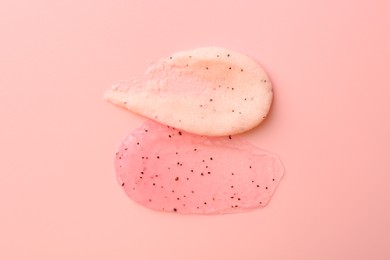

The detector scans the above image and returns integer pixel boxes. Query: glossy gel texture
[116,120,284,214]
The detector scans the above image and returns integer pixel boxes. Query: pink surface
[115,120,283,214]
[0,0,389,259]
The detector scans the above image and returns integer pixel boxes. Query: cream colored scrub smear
[104,47,273,136]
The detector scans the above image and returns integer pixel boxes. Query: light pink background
[1,0,389,259]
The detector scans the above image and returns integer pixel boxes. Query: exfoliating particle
[104,47,273,136]
[115,120,284,214]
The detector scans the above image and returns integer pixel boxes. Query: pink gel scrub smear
[115,120,284,214]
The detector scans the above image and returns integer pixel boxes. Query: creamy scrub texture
[116,120,284,214]
[104,47,273,136]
